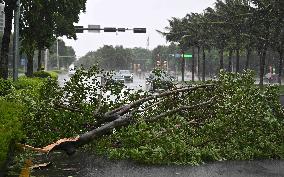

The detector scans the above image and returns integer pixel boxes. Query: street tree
[20,0,87,76]
[266,0,284,84]
[0,0,17,79]
[249,0,275,85]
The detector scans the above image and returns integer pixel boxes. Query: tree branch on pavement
[17,84,216,155]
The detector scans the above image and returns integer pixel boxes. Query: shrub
[33,71,51,78]
[0,79,12,96]
[33,71,58,80]
[0,99,23,168]
[13,77,44,90]
[47,71,58,80]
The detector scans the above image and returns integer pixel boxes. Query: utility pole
[57,39,59,70]
[181,51,185,82]
[13,0,20,81]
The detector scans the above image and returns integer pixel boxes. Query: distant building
[0,3,4,33]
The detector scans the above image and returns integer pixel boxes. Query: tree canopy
[163,0,284,85]
[0,0,87,78]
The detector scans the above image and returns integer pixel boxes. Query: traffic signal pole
[75,26,146,33]
[181,51,185,82]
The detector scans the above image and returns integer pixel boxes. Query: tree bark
[219,48,224,71]
[278,49,283,84]
[0,3,14,79]
[202,47,206,82]
[228,50,232,72]
[192,46,195,82]
[259,50,266,86]
[26,52,34,77]
[245,48,251,70]
[37,49,42,71]
[197,46,200,81]
[236,49,240,73]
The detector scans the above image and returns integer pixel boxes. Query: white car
[68,68,76,76]
[68,64,76,76]
[118,70,133,82]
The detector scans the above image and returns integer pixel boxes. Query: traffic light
[75,26,84,33]
[104,27,117,32]
[117,28,126,32]
[133,28,146,33]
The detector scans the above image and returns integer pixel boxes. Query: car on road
[111,73,125,83]
[145,71,175,91]
[68,64,76,76]
[68,68,76,76]
[118,70,133,82]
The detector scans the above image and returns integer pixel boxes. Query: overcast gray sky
[63,0,215,57]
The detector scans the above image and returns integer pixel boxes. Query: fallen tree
[14,68,284,164]
[19,84,216,155]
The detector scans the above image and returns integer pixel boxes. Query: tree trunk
[37,49,42,71]
[228,50,232,72]
[192,46,195,82]
[245,48,251,70]
[219,48,224,71]
[236,49,240,73]
[197,47,200,81]
[0,3,14,79]
[202,47,206,82]
[259,50,266,86]
[26,52,34,77]
[278,49,283,84]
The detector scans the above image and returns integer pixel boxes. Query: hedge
[0,99,23,168]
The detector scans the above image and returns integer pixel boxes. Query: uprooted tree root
[18,84,216,155]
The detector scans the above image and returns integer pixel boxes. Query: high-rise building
[0,3,5,33]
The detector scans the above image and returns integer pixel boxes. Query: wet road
[58,73,146,90]
[31,151,284,177]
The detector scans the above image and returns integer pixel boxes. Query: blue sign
[20,58,26,66]
[175,54,181,58]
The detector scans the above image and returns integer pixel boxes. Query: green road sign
[183,54,192,58]
[169,53,192,58]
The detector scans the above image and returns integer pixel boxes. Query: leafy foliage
[7,65,143,146]
[33,71,58,80]
[0,99,24,168]
[95,70,284,165]
[163,0,284,84]
[0,79,12,96]
[2,66,284,166]
[76,45,134,70]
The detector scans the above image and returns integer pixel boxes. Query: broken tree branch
[54,103,85,114]
[18,84,216,155]
[146,96,216,122]
[106,84,215,116]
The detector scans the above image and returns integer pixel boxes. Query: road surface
[31,151,284,177]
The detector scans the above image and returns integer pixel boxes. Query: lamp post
[13,0,20,81]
